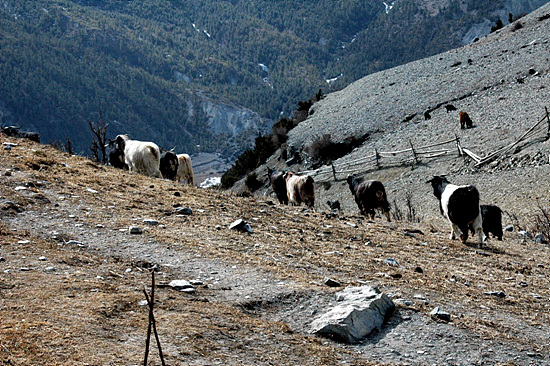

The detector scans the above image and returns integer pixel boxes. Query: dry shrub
[245,172,263,191]
[392,191,422,223]
[531,200,550,241]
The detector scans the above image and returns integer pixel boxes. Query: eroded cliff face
[200,100,272,137]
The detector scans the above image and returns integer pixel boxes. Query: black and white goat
[428,175,484,246]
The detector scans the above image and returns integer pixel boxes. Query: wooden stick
[143,272,166,366]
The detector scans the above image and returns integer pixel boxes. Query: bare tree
[88,109,109,164]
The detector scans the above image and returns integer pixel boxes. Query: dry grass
[1,136,550,365]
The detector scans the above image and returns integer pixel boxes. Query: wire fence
[300,107,550,182]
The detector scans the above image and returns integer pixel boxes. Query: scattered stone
[311,286,395,344]
[174,191,181,197]
[518,230,531,241]
[4,170,12,176]
[0,257,5,262]
[384,258,399,267]
[484,291,506,298]
[38,256,47,261]
[229,219,253,233]
[430,307,451,322]
[175,207,192,215]
[143,219,159,226]
[414,266,424,273]
[476,250,491,257]
[18,240,30,244]
[138,300,149,306]
[168,280,196,293]
[44,267,56,272]
[504,225,514,232]
[65,240,84,247]
[189,280,204,286]
[86,188,98,194]
[129,226,143,234]
[19,267,32,272]
[324,277,341,287]
[534,233,547,244]
[390,273,402,279]
[394,298,413,307]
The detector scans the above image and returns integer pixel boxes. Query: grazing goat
[106,139,128,169]
[428,175,484,246]
[160,150,179,181]
[459,111,473,129]
[267,168,288,205]
[346,175,390,221]
[2,126,40,143]
[284,171,315,208]
[445,104,457,113]
[470,204,503,241]
[175,154,194,185]
[114,134,161,178]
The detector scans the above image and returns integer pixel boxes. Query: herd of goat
[106,134,195,185]
[2,125,503,247]
[267,168,503,248]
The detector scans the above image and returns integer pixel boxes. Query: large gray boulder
[310,286,395,344]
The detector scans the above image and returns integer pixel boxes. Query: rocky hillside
[242,2,550,221]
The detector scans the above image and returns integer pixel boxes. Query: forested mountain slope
[1,0,547,156]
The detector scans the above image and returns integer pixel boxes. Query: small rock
[86,188,98,194]
[168,280,195,292]
[534,233,547,244]
[175,207,192,215]
[44,267,56,272]
[229,219,253,233]
[430,307,451,322]
[18,240,30,244]
[129,226,143,234]
[384,258,399,267]
[66,240,84,247]
[324,277,341,287]
[504,225,514,232]
[414,266,423,273]
[174,191,181,197]
[143,219,159,226]
[484,291,506,298]
[38,256,47,261]
[394,298,413,307]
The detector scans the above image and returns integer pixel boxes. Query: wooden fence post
[409,140,419,165]
[331,162,337,181]
[375,148,380,169]
[455,134,463,156]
